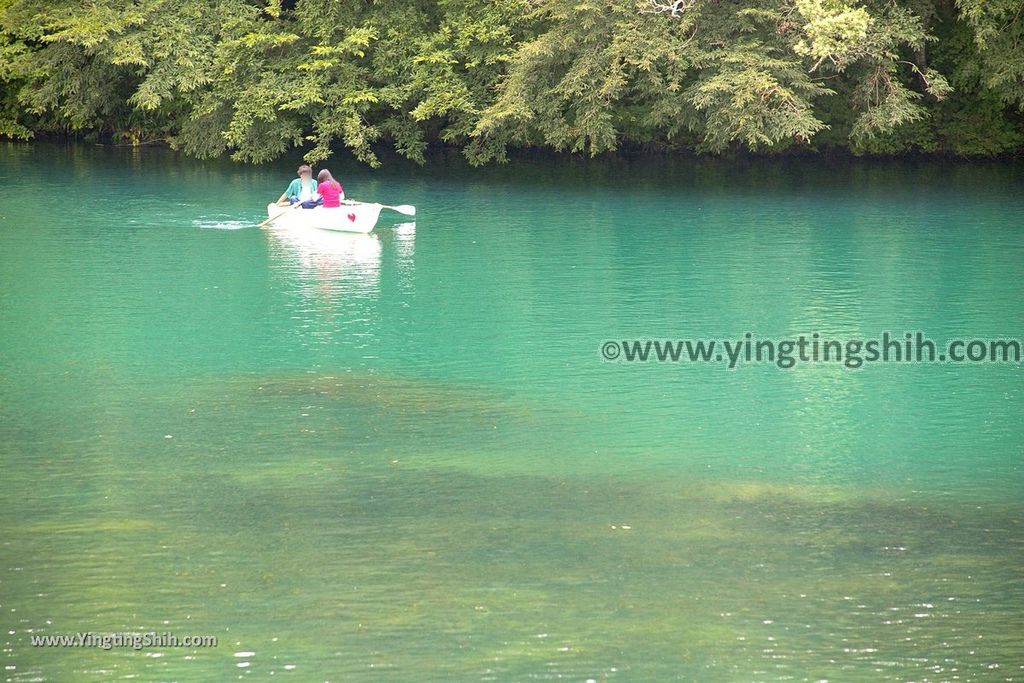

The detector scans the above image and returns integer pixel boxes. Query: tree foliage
[0,0,1020,163]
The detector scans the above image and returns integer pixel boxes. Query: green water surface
[1,143,1022,681]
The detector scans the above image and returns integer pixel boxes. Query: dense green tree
[0,0,1020,163]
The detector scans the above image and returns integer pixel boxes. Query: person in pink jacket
[316,169,345,208]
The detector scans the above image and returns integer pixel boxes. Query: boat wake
[193,216,253,230]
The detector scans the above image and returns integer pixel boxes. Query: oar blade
[390,204,416,216]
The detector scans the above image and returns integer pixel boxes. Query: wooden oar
[344,200,416,217]
[257,202,299,228]
[380,203,415,216]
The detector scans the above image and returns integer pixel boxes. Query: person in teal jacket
[276,164,321,208]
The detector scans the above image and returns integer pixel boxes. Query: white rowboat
[265,202,384,234]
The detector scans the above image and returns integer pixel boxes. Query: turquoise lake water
[0,142,1022,680]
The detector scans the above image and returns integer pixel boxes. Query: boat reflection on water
[264,223,384,296]
[263,222,417,356]
[263,224,388,352]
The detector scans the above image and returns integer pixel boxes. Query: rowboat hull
[265,202,383,234]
